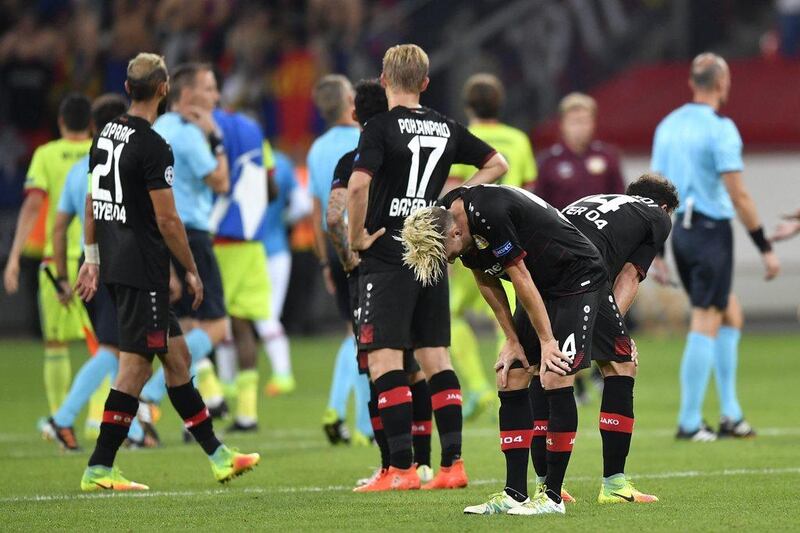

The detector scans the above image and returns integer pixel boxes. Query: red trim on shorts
[532,420,549,436]
[431,389,463,410]
[378,386,412,409]
[546,431,577,452]
[615,337,633,357]
[599,412,634,433]
[359,324,374,344]
[102,410,134,427]
[412,420,432,436]
[184,407,210,428]
[371,416,383,431]
[146,330,166,350]
[500,429,534,451]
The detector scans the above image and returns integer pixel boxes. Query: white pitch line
[1,467,798,504]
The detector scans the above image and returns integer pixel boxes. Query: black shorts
[672,212,733,310]
[356,259,450,352]
[173,230,226,320]
[107,283,182,359]
[514,289,601,375]
[84,282,119,346]
[330,244,351,322]
[349,267,421,375]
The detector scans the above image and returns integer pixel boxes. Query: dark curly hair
[354,79,388,125]
[626,173,680,212]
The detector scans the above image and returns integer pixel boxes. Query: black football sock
[375,370,413,469]
[167,381,222,456]
[499,388,534,501]
[600,376,635,478]
[529,375,549,480]
[544,386,577,503]
[429,370,463,467]
[410,378,432,467]
[88,389,138,467]
[369,381,390,469]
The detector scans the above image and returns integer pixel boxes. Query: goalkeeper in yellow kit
[446,74,537,419]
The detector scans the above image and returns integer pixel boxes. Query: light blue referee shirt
[651,103,743,220]
[57,155,90,248]
[153,112,218,231]
[307,125,359,230]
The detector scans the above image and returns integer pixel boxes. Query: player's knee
[415,347,452,377]
[368,349,403,380]
[690,307,722,336]
[599,361,636,378]
[201,317,229,345]
[407,369,425,384]
[540,370,574,391]
[497,368,532,391]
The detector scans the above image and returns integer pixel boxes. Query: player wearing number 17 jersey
[75,53,258,491]
[347,44,509,491]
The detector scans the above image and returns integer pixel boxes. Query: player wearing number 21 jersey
[347,44,509,492]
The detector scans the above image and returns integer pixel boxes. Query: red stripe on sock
[500,429,534,451]
[371,416,383,431]
[546,431,576,452]
[184,407,210,428]
[599,412,634,433]
[412,420,432,436]
[532,419,548,436]
[102,410,134,427]
[378,386,412,409]
[431,389,462,410]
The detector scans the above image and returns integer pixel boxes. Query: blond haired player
[347,44,508,491]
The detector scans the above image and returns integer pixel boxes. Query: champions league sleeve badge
[474,235,489,250]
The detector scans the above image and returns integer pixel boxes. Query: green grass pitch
[1,333,798,531]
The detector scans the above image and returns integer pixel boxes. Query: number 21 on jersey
[91,138,127,223]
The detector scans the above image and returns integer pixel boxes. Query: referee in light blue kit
[651,53,781,442]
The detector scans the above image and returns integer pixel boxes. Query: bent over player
[75,53,258,491]
[556,173,677,504]
[347,44,508,491]
[401,184,607,516]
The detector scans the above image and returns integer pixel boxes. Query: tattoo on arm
[327,189,350,265]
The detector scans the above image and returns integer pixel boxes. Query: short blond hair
[126,53,168,101]
[559,92,597,116]
[382,44,429,93]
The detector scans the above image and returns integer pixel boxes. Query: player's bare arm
[463,152,509,187]
[473,268,527,388]
[311,197,335,294]
[52,211,75,304]
[185,105,229,194]
[612,262,642,317]
[149,187,203,310]
[75,194,99,302]
[722,170,780,280]
[347,170,385,251]
[2,190,44,294]
[326,188,359,271]
[504,259,571,376]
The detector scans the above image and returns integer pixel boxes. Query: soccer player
[446,73,538,419]
[556,173,677,504]
[325,79,434,489]
[43,94,151,451]
[3,93,93,418]
[74,53,258,491]
[652,53,780,441]
[258,145,311,396]
[400,184,606,514]
[143,62,231,423]
[208,106,272,432]
[308,74,371,444]
[347,44,509,490]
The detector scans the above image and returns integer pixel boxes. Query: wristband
[208,133,225,156]
[85,243,100,265]
[748,226,772,253]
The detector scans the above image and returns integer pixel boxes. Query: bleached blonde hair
[382,44,429,93]
[399,206,453,286]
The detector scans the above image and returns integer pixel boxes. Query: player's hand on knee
[494,339,528,388]
[74,263,99,302]
[540,338,571,376]
[761,250,780,281]
[185,271,204,310]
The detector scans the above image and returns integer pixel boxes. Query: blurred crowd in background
[1,0,799,336]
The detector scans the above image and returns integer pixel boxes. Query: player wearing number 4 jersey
[401,178,673,516]
[75,53,258,491]
[347,44,509,491]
